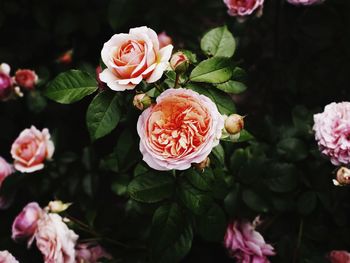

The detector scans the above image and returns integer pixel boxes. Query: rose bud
[158,31,173,49]
[0,63,13,100]
[56,49,73,64]
[170,52,190,74]
[12,202,43,243]
[333,167,350,186]
[133,93,152,110]
[15,69,38,90]
[47,200,72,213]
[224,114,244,135]
[194,157,210,172]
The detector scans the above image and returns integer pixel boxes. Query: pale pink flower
[0,250,19,263]
[313,102,350,166]
[0,157,14,187]
[158,31,173,49]
[12,202,43,245]
[36,213,78,263]
[137,88,224,171]
[75,242,112,263]
[15,69,38,90]
[224,219,275,263]
[287,0,325,5]
[11,126,55,173]
[224,0,264,17]
[100,26,173,91]
[328,250,350,263]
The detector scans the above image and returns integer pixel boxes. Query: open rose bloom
[224,0,264,17]
[100,26,173,91]
[11,126,54,173]
[287,0,325,5]
[0,251,19,263]
[137,88,224,170]
[328,250,350,263]
[224,220,275,263]
[313,102,350,166]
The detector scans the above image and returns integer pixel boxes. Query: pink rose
[0,157,13,187]
[0,63,13,100]
[15,69,38,90]
[137,88,224,170]
[328,250,350,263]
[224,219,275,263]
[224,0,264,17]
[158,31,173,49]
[313,102,350,166]
[75,242,112,263]
[36,213,78,263]
[100,26,173,91]
[287,0,324,5]
[0,251,19,263]
[11,126,55,173]
[12,202,43,244]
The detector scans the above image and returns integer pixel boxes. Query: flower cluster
[12,201,111,263]
[0,63,38,101]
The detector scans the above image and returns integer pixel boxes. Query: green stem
[292,219,304,263]
[174,73,180,88]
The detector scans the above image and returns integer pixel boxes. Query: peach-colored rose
[0,250,19,263]
[328,250,350,263]
[100,26,173,91]
[11,126,54,173]
[15,69,38,90]
[12,202,43,245]
[0,157,13,187]
[137,88,224,170]
[36,213,78,263]
[158,31,173,49]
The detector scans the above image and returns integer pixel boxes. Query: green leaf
[242,189,269,213]
[185,168,215,191]
[151,203,193,263]
[277,138,308,162]
[211,144,225,165]
[297,191,317,215]
[178,180,213,215]
[216,80,247,94]
[237,130,255,143]
[86,91,121,141]
[189,57,233,83]
[224,184,240,216]
[264,163,299,193]
[201,26,236,58]
[186,83,236,115]
[197,204,227,242]
[45,70,97,104]
[127,172,175,203]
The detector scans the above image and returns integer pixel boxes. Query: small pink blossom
[0,63,13,100]
[137,88,224,171]
[224,219,275,263]
[287,0,325,5]
[0,250,19,263]
[328,250,350,263]
[36,213,78,263]
[100,26,173,91]
[15,69,38,90]
[224,0,264,17]
[0,157,14,187]
[12,202,43,244]
[75,242,112,263]
[11,126,55,173]
[158,31,173,49]
[313,102,350,166]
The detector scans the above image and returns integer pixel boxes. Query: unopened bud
[133,93,152,110]
[334,167,350,186]
[224,114,244,135]
[47,200,72,213]
[170,52,189,74]
[194,157,210,171]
